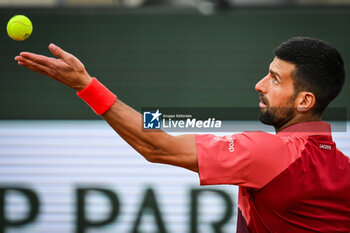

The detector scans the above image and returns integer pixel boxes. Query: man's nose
[255,76,268,94]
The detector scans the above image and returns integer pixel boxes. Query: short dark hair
[274,37,345,116]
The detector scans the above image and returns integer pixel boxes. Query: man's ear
[295,91,316,112]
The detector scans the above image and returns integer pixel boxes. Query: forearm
[102,99,198,172]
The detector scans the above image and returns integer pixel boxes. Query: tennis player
[15,37,350,232]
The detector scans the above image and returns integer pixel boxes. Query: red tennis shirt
[196,121,350,233]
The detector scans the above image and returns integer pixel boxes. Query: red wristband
[77,78,117,115]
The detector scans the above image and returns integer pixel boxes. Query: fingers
[15,55,53,78]
[17,44,84,71]
[49,43,82,67]
[18,52,56,68]
[14,44,91,91]
[49,43,68,60]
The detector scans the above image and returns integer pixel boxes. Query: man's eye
[272,76,279,83]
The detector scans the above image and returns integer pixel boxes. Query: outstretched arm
[15,43,198,172]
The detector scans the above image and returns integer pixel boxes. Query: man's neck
[275,114,322,133]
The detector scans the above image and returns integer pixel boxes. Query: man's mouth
[259,101,266,108]
[259,95,268,108]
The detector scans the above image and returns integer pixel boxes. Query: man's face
[255,57,297,129]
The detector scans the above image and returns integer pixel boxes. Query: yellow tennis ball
[7,15,33,41]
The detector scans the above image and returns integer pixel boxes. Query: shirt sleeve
[196,132,302,189]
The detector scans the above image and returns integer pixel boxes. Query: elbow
[141,150,199,173]
[137,146,165,164]
[143,152,164,164]
[140,146,169,164]
[143,153,157,163]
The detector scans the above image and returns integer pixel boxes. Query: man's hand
[15,43,93,91]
